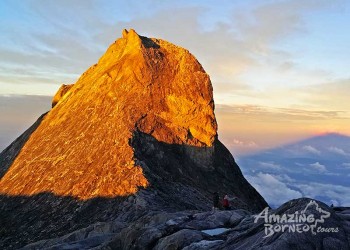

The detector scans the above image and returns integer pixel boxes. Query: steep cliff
[0,29,267,248]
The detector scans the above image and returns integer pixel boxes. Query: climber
[223,194,230,210]
[213,192,220,210]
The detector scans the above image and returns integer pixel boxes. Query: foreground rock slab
[23,199,350,250]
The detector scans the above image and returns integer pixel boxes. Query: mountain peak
[316,132,350,139]
[0,30,265,212]
[0,30,268,248]
[122,28,142,47]
[122,28,137,38]
[0,30,219,199]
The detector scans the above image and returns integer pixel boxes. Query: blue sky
[1,0,350,154]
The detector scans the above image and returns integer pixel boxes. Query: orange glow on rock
[0,29,217,200]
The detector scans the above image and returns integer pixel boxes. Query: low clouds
[328,146,350,156]
[342,163,350,168]
[246,172,302,207]
[239,133,350,207]
[258,161,281,170]
[302,145,321,155]
[309,162,327,173]
[296,182,350,206]
[246,171,350,207]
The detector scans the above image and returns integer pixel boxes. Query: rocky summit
[0,29,267,248]
[1,30,347,250]
[0,29,226,199]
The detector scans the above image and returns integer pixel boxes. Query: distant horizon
[230,131,350,157]
[1,93,349,157]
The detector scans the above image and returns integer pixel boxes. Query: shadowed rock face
[131,131,266,212]
[0,29,267,248]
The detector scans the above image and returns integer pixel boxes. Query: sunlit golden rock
[0,29,217,199]
[52,84,73,108]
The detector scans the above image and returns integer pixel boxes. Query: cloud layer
[238,133,350,207]
[246,172,302,206]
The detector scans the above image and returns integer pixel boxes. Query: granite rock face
[0,29,267,248]
[22,199,350,250]
[0,29,219,199]
[51,84,73,108]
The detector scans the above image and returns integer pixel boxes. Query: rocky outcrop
[0,29,219,200]
[51,84,73,108]
[21,199,350,249]
[0,29,267,248]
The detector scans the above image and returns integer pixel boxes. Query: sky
[1,0,350,156]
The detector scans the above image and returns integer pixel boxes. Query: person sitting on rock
[223,194,230,210]
[213,192,220,210]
